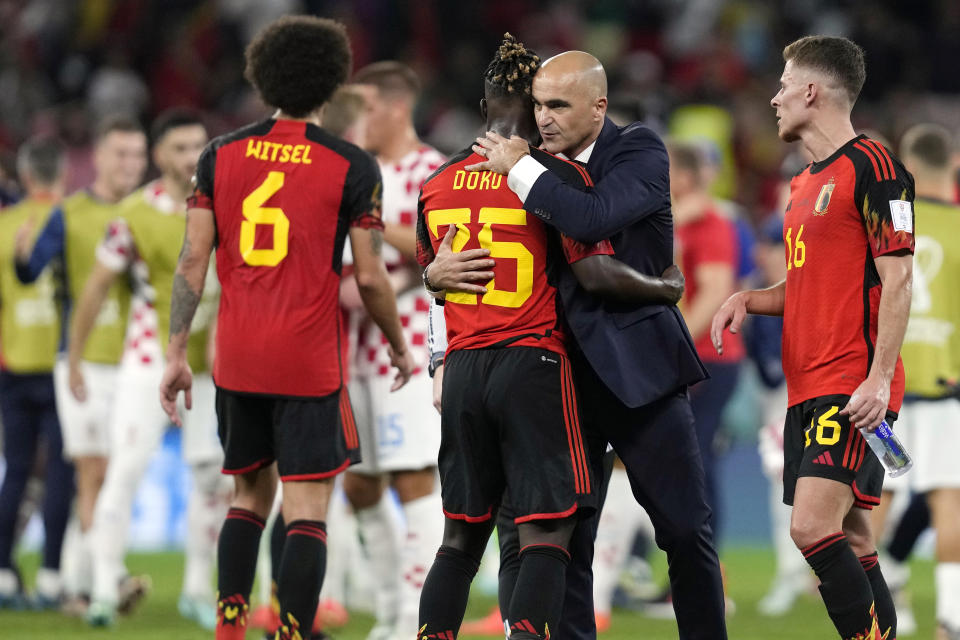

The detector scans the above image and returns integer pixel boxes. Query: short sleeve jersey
[676,207,744,362]
[417,147,612,356]
[189,118,383,397]
[782,135,915,411]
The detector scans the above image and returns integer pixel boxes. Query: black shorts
[783,394,895,510]
[215,385,361,481]
[439,347,595,525]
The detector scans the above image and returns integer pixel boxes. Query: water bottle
[858,420,912,478]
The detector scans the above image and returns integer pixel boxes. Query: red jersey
[782,135,915,410]
[189,118,383,397]
[416,147,611,356]
[676,207,744,362]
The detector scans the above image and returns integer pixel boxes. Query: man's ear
[805,82,817,107]
[594,96,608,121]
[480,98,488,121]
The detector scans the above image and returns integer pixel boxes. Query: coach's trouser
[0,372,74,571]
[499,351,727,640]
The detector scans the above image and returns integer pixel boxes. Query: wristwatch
[422,264,443,294]
[428,352,445,378]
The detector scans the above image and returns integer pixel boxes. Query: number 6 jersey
[189,118,383,398]
[416,147,612,356]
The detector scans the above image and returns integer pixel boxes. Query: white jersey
[349,145,446,380]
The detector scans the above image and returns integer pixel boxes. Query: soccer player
[712,36,914,640]
[339,60,446,640]
[0,137,74,608]
[890,123,960,639]
[416,34,684,640]
[69,109,225,628]
[451,49,725,638]
[158,16,413,640]
[14,115,147,611]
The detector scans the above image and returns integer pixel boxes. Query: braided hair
[483,33,540,98]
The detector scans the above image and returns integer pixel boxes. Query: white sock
[319,488,350,605]
[397,492,444,634]
[0,568,18,596]
[355,495,402,628]
[183,461,231,601]
[35,567,62,599]
[60,518,85,597]
[593,468,642,615]
[936,562,960,631]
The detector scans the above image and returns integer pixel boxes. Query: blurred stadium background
[0,0,955,637]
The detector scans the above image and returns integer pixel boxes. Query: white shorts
[55,358,117,458]
[348,370,440,475]
[893,397,960,493]
[108,354,222,466]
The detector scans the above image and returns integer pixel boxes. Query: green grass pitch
[5,547,937,639]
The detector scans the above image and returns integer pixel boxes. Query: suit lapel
[586,118,618,174]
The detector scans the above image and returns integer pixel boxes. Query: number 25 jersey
[416,147,609,356]
[189,118,383,398]
[782,135,914,411]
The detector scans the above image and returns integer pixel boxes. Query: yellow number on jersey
[815,406,842,446]
[428,206,534,309]
[477,208,533,308]
[785,224,806,270]
[240,171,290,267]
[428,208,474,305]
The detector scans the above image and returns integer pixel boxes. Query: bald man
[439,50,728,639]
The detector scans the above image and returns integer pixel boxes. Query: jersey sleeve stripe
[864,139,896,180]
[853,142,885,181]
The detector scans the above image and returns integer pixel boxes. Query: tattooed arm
[160,208,216,425]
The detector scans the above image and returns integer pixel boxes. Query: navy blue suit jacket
[525,118,708,408]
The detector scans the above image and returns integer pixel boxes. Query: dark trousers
[499,352,727,639]
[688,360,741,540]
[0,372,74,570]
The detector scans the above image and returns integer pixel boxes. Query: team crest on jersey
[813,178,835,216]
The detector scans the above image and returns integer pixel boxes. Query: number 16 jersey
[189,118,383,398]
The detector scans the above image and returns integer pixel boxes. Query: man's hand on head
[465,131,530,175]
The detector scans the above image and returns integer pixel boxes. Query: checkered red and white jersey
[351,145,446,380]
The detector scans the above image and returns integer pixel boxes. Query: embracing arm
[511,129,670,243]
[572,258,684,305]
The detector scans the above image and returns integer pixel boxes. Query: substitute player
[69,110,226,628]
[891,124,960,639]
[340,61,446,640]
[158,16,413,640]
[14,115,147,612]
[0,137,73,608]
[713,36,914,640]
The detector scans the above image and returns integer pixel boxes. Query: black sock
[216,507,265,637]
[802,532,877,640]
[861,552,896,639]
[887,493,929,563]
[418,545,480,639]
[507,544,571,639]
[269,511,286,611]
[275,520,327,640]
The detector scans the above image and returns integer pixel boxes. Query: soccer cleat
[117,574,152,615]
[179,594,218,630]
[365,622,398,640]
[85,599,117,627]
[60,593,91,617]
[460,606,505,635]
[314,598,349,630]
[595,611,611,632]
[251,603,281,633]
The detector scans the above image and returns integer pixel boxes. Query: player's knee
[516,517,576,551]
[391,467,436,503]
[441,518,492,560]
[789,516,833,550]
[342,471,384,509]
